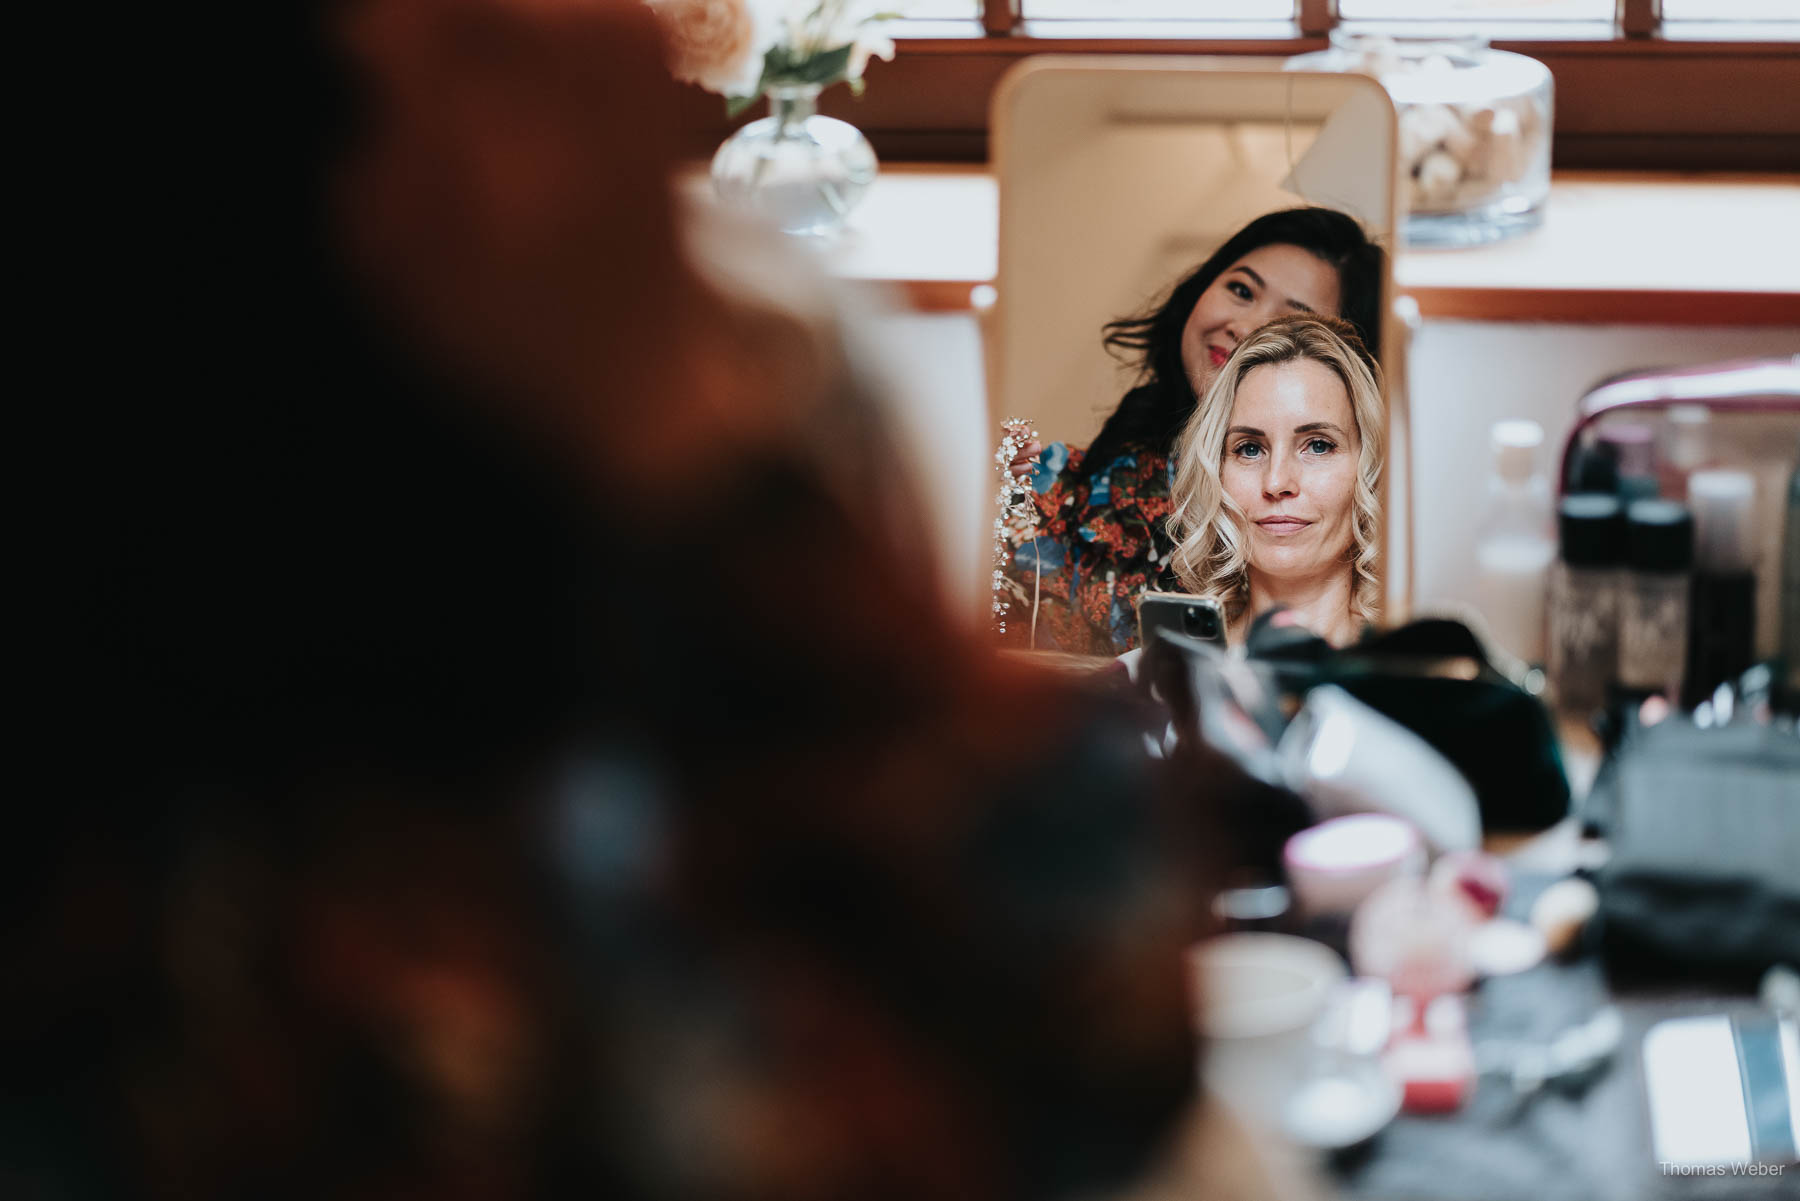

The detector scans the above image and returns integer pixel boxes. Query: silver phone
[1138,591,1226,651]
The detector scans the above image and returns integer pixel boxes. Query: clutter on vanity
[1151,359,1799,1197]
[1546,359,1800,726]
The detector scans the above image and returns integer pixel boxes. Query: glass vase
[710,84,878,237]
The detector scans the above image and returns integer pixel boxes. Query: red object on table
[1386,995,1476,1113]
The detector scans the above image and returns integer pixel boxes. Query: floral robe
[999,435,1180,657]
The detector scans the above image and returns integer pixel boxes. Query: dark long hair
[1077,207,1385,487]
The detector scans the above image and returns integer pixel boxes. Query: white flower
[652,0,905,99]
[784,0,898,65]
[848,29,895,81]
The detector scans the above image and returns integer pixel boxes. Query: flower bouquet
[652,0,900,114]
[649,0,902,234]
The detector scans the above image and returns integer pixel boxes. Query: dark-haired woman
[998,206,1385,656]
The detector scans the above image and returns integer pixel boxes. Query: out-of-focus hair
[33,5,1245,1201]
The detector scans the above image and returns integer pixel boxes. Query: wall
[862,307,993,626]
[1406,319,1800,633]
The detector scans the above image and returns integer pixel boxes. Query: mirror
[1559,359,1800,675]
[989,59,1406,650]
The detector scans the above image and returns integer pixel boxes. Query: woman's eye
[1305,438,1337,455]
[1226,280,1253,301]
[1232,441,1263,459]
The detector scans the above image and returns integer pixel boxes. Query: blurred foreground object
[25,2,1303,1200]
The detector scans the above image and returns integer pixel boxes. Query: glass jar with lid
[1288,32,1553,247]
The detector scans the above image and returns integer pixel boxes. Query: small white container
[1187,933,1348,1130]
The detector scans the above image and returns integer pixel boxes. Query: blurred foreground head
[25,3,1250,1199]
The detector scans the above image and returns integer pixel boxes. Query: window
[904,0,980,17]
[1337,1,1612,18]
[903,0,1800,33]
[812,0,1800,170]
[1660,0,1800,41]
[1026,0,1290,20]
[1663,0,1798,18]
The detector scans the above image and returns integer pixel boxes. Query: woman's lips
[1255,517,1312,535]
[1208,346,1228,367]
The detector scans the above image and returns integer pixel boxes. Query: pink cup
[1284,814,1426,918]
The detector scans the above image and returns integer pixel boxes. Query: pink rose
[649,0,765,97]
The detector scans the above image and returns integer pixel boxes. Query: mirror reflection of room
[997,210,1387,655]
[981,65,1412,659]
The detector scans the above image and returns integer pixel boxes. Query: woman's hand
[1008,438,1043,480]
[999,420,1041,482]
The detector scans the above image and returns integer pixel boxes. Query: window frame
[673,2,1800,170]
[969,0,1793,38]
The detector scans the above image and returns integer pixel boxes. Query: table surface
[1331,870,1786,1201]
[993,643,1786,1196]
[1344,719,1783,1201]
[1334,966,1779,1201]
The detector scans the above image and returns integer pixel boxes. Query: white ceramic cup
[1188,933,1347,1130]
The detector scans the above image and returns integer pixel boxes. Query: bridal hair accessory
[993,419,1041,643]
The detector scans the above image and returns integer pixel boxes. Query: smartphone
[1642,1011,1799,1170]
[1138,591,1226,650]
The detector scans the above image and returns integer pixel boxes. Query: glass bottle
[1473,419,1555,666]
[1782,443,1800,697]
[1599,422,1659,504]
[1682,469,1757,709]
[1617,500,1693,701]
[1656,404,1713,502]
[1548,494,1624,714]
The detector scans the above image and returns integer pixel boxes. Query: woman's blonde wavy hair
[1167,314,1385,630]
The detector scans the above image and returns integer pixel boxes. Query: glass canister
[1288,33,1553,248]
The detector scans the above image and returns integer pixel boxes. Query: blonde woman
[1168,314,1384,648]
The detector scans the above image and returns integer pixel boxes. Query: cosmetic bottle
[1598,423,1659,504]
[1617,500,1693,702]
[1781,444,1800,697]
[1656,404,1713,502]
[1473,420,1555,665]
[1682,469,1758,709]
[1547,494,1625,714]
[1566,436,1618,496]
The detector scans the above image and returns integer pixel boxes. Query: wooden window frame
[672,3,1800,170]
